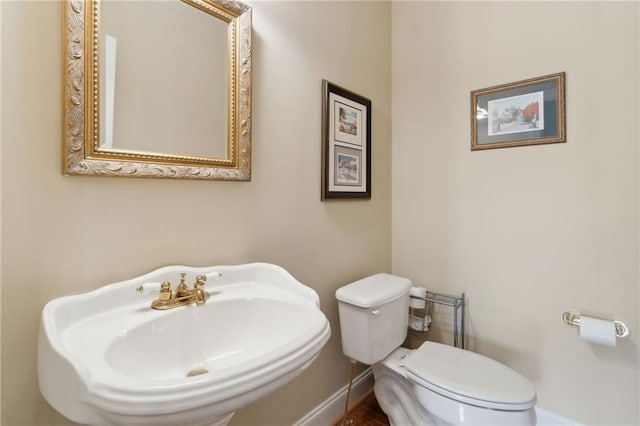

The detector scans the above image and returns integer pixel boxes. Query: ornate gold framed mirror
[63,0,252,180]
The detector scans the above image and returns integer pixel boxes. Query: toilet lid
[405,342,536,411]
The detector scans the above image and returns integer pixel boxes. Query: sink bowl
[38,263,331,426]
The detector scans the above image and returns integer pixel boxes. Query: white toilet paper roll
[579,316,617,347]
[409,287,427,309]
[409,315,431,332]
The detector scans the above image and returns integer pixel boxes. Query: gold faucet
[151,273,210,310]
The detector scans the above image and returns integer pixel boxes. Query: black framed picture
[321,80,372,200]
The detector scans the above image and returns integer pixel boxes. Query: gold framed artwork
[471,72,566,151]
[321,80,372,200]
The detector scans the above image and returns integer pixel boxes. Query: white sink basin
[38,263,331,426]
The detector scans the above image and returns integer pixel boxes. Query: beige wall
[392,1,639,425]
[0,0,3,421]
[0,1,391,424]
[4,1,640,425]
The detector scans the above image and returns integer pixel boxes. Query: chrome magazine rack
[409,290,465,349]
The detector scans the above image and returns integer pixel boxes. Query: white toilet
[336,273,536,426]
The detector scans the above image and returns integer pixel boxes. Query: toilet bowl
[374,345,536,425]
[336,273,536,426]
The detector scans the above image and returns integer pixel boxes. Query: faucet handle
[193,275,209,305]
[159,282,172,301]
[194,275,207,288]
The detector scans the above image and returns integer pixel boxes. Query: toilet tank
[335,273,412,365]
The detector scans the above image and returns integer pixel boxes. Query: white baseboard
[293,367,374,426]
[536,407,583,425]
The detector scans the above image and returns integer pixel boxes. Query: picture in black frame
[321,80,372,200]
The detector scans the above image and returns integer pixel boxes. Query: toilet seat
[405,342,536,411]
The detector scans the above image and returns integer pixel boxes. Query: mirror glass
[99,0,228,158]
[63,0,252,180]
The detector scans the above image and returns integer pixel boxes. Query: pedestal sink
[38,263,331,426]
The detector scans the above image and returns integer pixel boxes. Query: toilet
[336,273,536,426]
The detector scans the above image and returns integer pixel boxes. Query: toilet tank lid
[335,273,412,308]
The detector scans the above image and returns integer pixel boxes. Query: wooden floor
[331,391,390,426]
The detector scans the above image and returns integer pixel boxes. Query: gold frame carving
[63,0,252,180]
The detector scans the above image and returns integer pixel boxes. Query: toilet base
[373,363,448,426]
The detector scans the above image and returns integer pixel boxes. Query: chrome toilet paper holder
[562,311,629,338]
